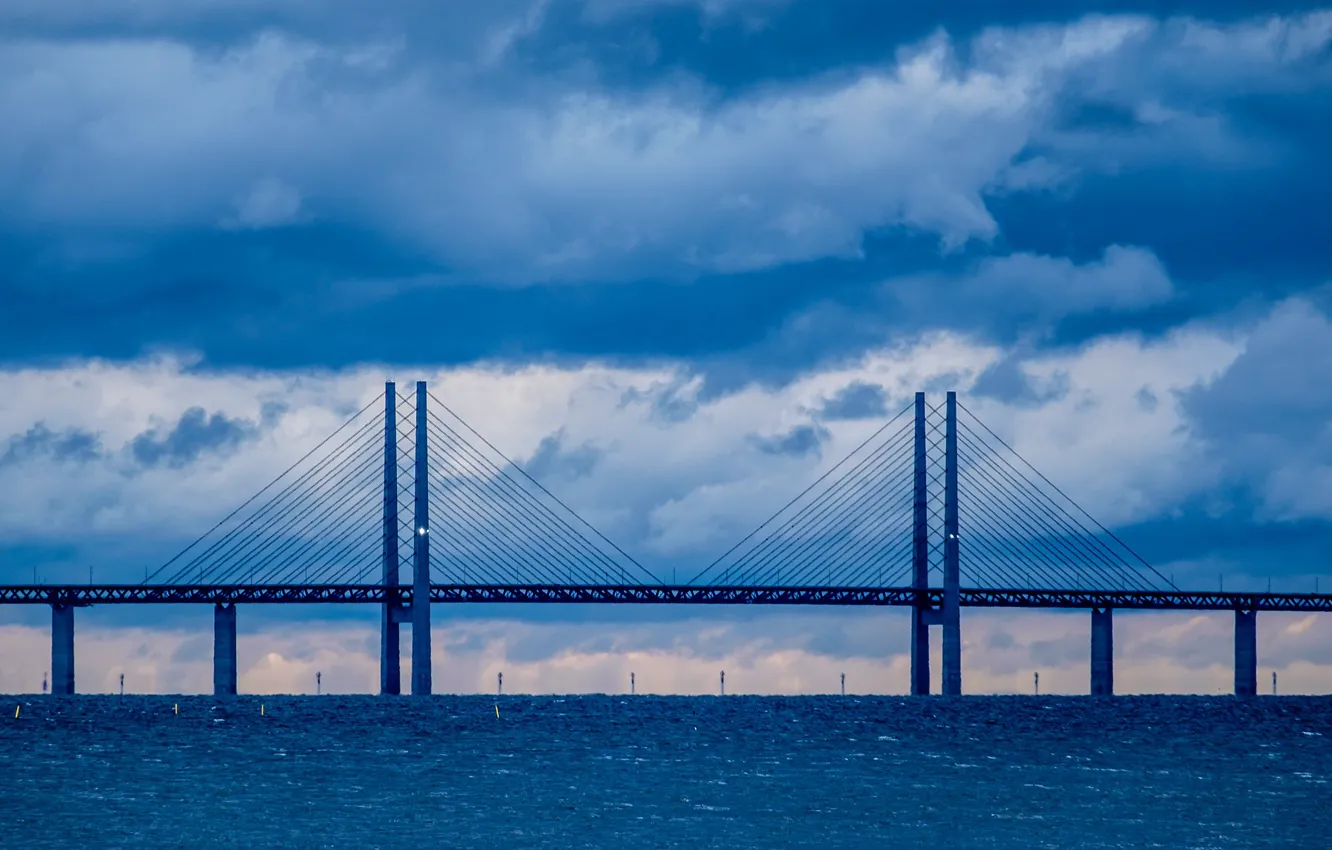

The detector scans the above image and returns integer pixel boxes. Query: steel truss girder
[1,584,1331,611]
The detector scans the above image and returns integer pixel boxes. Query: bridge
[6,383,1327,697]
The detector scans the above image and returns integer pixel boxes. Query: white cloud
[580,0,790,24]
[1181,297,1332,522]
[224,177,303,229]
[892,244,1175,328]
[958,327,1241,527]
[1174,12,1332,70]
[0,313,1243,584]
[1,12,1327,281]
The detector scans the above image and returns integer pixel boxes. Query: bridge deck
[3,584,1331,611]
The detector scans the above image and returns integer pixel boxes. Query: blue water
[1,696,1328,848]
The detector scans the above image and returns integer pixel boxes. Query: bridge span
[4,383,1325,697]
[15,582,1328,698]
[7,583,1332,610]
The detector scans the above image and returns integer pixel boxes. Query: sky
[2,0,1331,694]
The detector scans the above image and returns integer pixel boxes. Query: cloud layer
[3,12,1329,283]
[1,299,1320,590]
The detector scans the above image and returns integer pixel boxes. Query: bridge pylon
[910,393,931,695]
[380,380,434,696]
[381,382,402,694]
[942,391,962,695]
[411,381,432,696]
[910,391,963,695]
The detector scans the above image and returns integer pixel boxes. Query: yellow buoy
[261,704,265,716]
[174,703,178,715]
[494,704,500,719]
[13,705,18,719]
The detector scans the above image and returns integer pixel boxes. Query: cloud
[0,423,102,466]
[890,244,1176,335]
[818,381,888,421]
[748,423,827,457]
[0,319,1242,583]
[2,13,1327,285]
[0,10,1326,386]
[522,428,604,482]
[971,356,1070,408]
[619,378,704,423]
[224,177,303,229]
[130,407,259,468]
[0,358,383,546]
[1181,297,1332,522]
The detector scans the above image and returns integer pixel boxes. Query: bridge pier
[1235,609,1257,696]
[213,603,237,695]
[1090,608,1113,695]
[381,609,402,694]
[381,609,401,694]
[911,608,931,694]
[51,603,75,695]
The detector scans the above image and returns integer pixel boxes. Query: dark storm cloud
[1181,297,1332,445]
[0,424,102,466]
[1097,506,1332,592]
[1171,297,1332,525]
[749,424,828,458]
[1,4,1328,383]
[130,408,259,468]
[523,429,604,483]
[1135,387,1158,413]
[819,382,889,421]
[971,357,1070,409]
[619,380,703,424]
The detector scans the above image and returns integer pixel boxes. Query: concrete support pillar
[51,603,75,695]
[1235,609,1257,697]
[910,392,930,695]
[412,380,432,696]
[381,382,402,695]
[942,391,962,696]
[1090,607,1113,696]
[213,603,237,696]
[910,608,931,695]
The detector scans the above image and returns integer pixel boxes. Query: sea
[1,696,1328,848]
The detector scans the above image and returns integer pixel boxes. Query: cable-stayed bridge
[5,383,1329,697]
